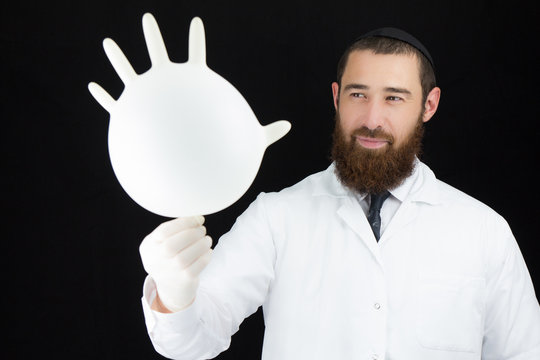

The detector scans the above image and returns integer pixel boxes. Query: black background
[3,0,539,359]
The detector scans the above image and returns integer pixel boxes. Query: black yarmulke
[357,27,435,69]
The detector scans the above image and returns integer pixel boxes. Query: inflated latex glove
[88,13,290,218]
[140,216,212,312]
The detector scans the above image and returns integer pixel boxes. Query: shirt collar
[321,158,440,205]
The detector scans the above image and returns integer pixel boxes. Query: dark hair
[336,36,436,105]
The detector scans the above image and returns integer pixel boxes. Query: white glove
[140,216,213,312]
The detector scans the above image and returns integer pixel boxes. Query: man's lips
[355,136,390,149]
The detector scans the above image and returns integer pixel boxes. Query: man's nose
[363,100,385,130]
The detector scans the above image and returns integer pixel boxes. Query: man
[139,28,540,359]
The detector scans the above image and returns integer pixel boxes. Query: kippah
[356,27,435,69]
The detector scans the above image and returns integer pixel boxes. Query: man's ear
[423,86,441,123]
[331,82,340,110]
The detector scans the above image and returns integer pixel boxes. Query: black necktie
[367,191,390,241]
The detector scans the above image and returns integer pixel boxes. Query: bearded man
[139,29,540,360]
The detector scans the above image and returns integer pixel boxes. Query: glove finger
[103,38,137,85]
[88,82,115,113]
[176,235,212,269]
[142,13,169,66]
[188,17,206,64]
[184,248,213,278]
[152,216,205,241]
[163,226,207,256]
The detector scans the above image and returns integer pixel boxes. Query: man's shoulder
[420,163,505,222]
[436,177,492,210]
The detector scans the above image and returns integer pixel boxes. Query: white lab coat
[142,162,540,360]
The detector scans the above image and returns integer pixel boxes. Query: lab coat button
[374,303,381,310]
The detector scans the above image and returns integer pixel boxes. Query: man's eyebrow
[342,84,413,97]
[342,83,369,91]
[384,87,412,96]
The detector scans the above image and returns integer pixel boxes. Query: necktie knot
[367,191,390,241]
[369,191,390,214]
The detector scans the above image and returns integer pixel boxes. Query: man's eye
[387,96,402,101]
[351,93,365,98]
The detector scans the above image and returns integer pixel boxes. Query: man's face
[331,50,440,194]
[333,50,427,149]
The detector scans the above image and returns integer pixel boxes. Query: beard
[331,112,424,194]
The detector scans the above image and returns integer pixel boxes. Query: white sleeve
[141,277,230,360]
[141,193,276,359]
[481,217,540,360]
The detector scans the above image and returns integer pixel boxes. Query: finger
[103,38,137,85]
[88,82,115,113]
[177,235,212,268]
[188,17,206,65]
[264,120,291,147]
[153,216,205,240]
[142,13,169,67]
[184,248,212,278]
[164,226,207,255]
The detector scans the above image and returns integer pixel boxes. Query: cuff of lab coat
[141,276,200,334]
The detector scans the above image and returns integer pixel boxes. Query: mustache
[351,127,394,144]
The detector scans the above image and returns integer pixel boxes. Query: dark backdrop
[3,0,539,359]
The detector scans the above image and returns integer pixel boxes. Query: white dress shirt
[141,161,540,360]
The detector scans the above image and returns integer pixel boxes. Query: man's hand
[140,216,213,312]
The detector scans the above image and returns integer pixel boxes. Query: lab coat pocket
[416,274,485,353]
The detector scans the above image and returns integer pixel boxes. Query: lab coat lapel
[380,200,419,243]
[380,162,440,242]
[337,199,383,266]
[320,164,382,265]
